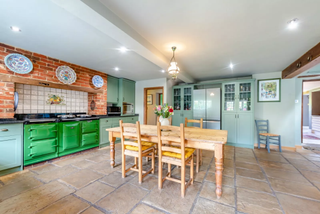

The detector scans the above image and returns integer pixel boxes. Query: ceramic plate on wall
[4,54,33,74]
[56,66,77,84]
[92,75,104,88]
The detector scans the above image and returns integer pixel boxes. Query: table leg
[214,143,224,199]
[109,133,116,168]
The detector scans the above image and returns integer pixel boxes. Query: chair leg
[181,162,186,198]
[196,149,200,173]
[190,154,194,185]
[200,149,203,166]
[139,156,143,184]
[267,136,270,153]
[158,158,163,190]
[258,139,260,149]
[151,150,155,174]
[134,157,138,169]
[168,163,171,177]
[279,136,282,152]
[122,153,126,178]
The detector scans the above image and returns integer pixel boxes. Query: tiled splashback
[15,84,88,114]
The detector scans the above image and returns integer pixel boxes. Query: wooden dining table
[106,125,228,198]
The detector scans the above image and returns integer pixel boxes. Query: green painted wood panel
[107,76,119,103]
[0,135,22,171]
[222,113,237,144]
[237,113,253,147]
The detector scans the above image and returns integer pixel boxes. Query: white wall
[253,72,297,147]
[135,78,175,124]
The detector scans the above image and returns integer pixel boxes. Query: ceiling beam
[282,42,320,79]
[52,0,195,83]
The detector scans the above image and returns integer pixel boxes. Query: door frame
[301,79,320,143]
[144,86,164,125]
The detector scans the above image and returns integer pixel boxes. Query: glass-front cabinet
[172,85,193,126]
[223,82,253,113]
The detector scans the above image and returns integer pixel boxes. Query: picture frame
[257,78,281,102]
[147,94,153,105]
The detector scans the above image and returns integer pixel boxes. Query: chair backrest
[120,120,142,152]
[157,116,172,125]
[255,120,269,143]
[157,122,186,161]
[185,118,203,129]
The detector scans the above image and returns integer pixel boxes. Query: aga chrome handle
[87,120,92,123]
[1,128,8,132]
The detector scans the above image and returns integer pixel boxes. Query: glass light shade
[168,62,180,73]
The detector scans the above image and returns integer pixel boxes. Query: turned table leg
[215,143,224,199]
[109,134,116,168]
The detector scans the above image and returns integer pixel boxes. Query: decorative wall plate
[56,66,77,84]
[92,75,104,88]
[4,54,33,74]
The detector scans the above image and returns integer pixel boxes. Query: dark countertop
[0,119,25,124]
[93,114,139,118]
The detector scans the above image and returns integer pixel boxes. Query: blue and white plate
[92,75,104,88]
[4,54,33,74]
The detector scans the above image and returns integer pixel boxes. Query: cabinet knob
[1,128,8,132]
[70,127,74,129]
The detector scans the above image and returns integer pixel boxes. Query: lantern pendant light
[167,46,180,80]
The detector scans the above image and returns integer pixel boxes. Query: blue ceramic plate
[92,75,104,88]
[4,54,33,74]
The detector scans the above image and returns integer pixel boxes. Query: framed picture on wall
[147,94,153,105]
[257,78,281,102]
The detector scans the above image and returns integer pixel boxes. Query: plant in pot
[154,104,174,125]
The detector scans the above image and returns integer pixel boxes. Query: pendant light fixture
[167,46,180,80]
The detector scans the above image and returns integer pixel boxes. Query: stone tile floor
[1,144,320,214]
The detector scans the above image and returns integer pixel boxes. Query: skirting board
[254,143,296,152]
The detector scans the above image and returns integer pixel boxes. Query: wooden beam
[0,74,104,94]
[297,74,320,78]
[282,42,320,79]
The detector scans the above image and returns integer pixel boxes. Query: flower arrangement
[153,103,174,118]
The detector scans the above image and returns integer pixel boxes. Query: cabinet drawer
[82,132,99,146]
[0,123,23,137]
[25,123,57,141]
[100,118,115,125]
[82,120,99,133]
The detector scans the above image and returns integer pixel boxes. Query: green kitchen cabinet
[107,76,119,103]
[172,85,193,126]
[80,120,99,149]
[0,123,23,176]
[99,116,138,147]
[24,123,59,166]
[222,79,254,148]
[119,78,135,109]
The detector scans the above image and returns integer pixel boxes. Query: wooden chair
[185,118,203,173]
[120,120,155,183]
[157,122,195,198]
[255,120,281,153]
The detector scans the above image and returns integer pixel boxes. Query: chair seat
[162,148,195,159]
[259,133,279,137]
[125,141,154,152]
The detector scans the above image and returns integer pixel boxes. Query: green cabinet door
[0,133,23,176]
[100,124,112,147]
[82,132,99,146]
[122,79,135,104]
[59,122,81,153]
[107,76,119,103]
[222,113,237,145]
[237,113,253,147]
[27,123,58,141]
[29,139,58,159]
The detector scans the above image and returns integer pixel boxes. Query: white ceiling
[100,0,320,81]
[1,0,320,82]
[0,0,165,81]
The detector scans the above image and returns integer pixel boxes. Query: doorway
[144,87,164,125]
[302,80,320,147]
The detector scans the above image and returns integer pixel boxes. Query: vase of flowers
[154,104,174,126]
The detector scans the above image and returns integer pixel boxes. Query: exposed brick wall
[0,43,107,118]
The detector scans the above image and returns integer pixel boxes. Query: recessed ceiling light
[161,70,165,73]
[287,18,298,29]
[10,26,21,32]
[119,47,128,53]
[229,63,234,69]
[115,67,119,71]
[210,92,215,96]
